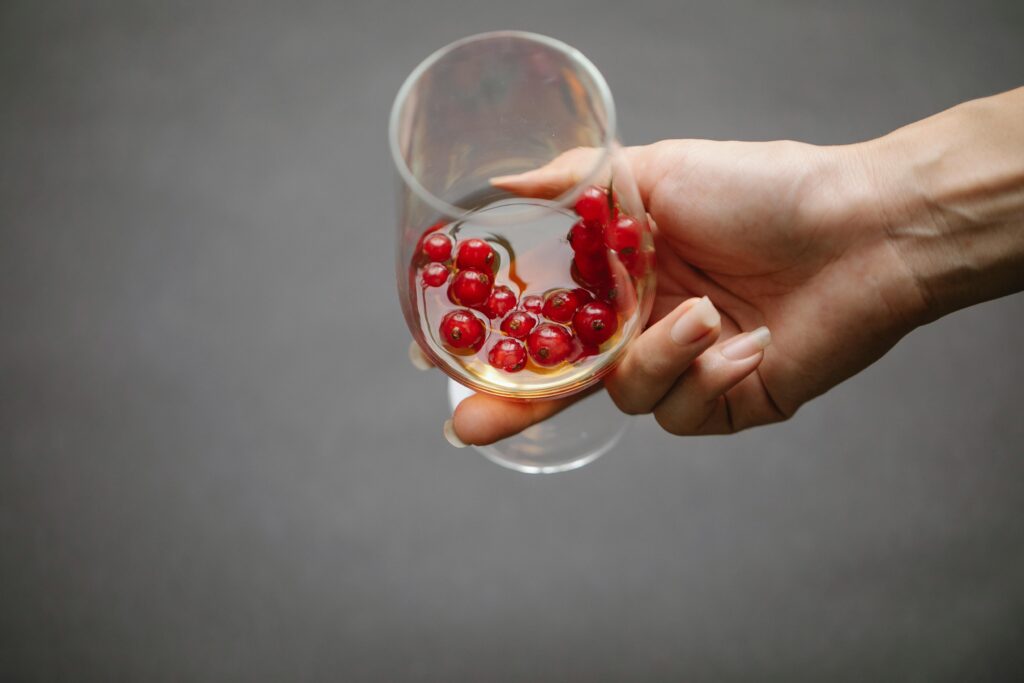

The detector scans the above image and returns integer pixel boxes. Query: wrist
[854,89,1024,324]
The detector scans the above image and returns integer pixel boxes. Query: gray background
[2,0,1023,680]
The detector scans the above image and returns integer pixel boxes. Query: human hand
[428,88,1024,446]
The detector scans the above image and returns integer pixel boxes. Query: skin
[419,87,1024,446]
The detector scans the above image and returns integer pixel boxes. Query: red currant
[422,233,453,262]
[488,338,527,373]
[500,310,537,339]
[527,323,575,367]
[567,220,603,254]
[572,288,594,306]
[573,250,611,288]
[422,262,449,287]
[573,301,618,346]
[521,295,543,314]
[542,288,582,323]
[455,238,495,271]
[448,269,492,307]
[439,309,486,350]
[485,285,517,319]
[573,343,600,361]
[595,279,620,304]
[605,215,641,255]
[574,185,610,226]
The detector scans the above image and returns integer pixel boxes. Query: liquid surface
[411,198,651,399]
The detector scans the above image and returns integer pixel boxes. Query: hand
[427,88,1024,446]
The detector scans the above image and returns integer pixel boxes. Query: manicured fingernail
[489,173,523,186]
[670,296,720,345]
[409,341,432,371]
[720,326,771,360]
[443,419,467,448]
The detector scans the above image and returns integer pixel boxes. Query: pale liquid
[414,198,646,400]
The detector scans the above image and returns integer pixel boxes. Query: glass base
[447,379,630,474]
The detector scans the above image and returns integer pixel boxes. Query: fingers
[490,147,603,199]
[445,392,584,447]
[490,144,663,204]
[605,297,722,415]
[652,327,771,436]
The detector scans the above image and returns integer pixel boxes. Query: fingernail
[443,419,467,448]
[670,296,720,345]
[409,341,432,371]
[720,326,771,360]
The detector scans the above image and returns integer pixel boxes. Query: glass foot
[447,379,630,474]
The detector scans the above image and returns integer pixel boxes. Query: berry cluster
[415,185,642,374]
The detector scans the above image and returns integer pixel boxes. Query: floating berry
[572,288,594,306]
[605,215,641,255]
[439,309,485,350]
[542,288,582,323]
[595,279,620,304]
[455,238,495,271]
[574,185,610,226]
[449,269,492,307]
[521,295,544,314]
[485,285,517,319]
[573,250,612,288]
[573,343,600,361]
[573,301,618,346]
[625,250,649,278]
[527,323,575,367]
[422,262,449,287]
[500,310,537,339]
[488,338,527,373]
[567,220,603,254]
[422,233,453,262]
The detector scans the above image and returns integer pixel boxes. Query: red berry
[455,238,495,271]
[574,185,610,226]
[595,279,620,304]
[567,220,603,254]
[573,250,611,287]
[526,323,574,367]
[521,295,543,314]
[485,285,517,319]
[573,301,618,346]
[448,269,492,306]
[422,233,453,262]
[542,288,582,323]
[422,262,449,287]
[500,310,537,339]
[625,250,650,278]
[488,338,527,372]
[572,288,594,305]
[439,309,486,350]
[605,215,641,255]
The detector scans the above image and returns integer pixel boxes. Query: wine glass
[390,31,655,473]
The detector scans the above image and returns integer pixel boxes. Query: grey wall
[1,1,1022,680]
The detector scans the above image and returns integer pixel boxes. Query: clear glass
[390,31,655,472]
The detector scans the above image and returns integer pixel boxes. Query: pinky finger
[652,327,771,436]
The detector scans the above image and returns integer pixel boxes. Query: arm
[860,87,1024,323]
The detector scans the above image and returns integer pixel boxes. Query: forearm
[861,87,1024,323]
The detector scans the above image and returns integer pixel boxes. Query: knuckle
[653,406,694,436]
[606,384,649,416]
[631,352,678,384]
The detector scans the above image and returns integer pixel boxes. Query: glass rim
[388,30,617,223]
